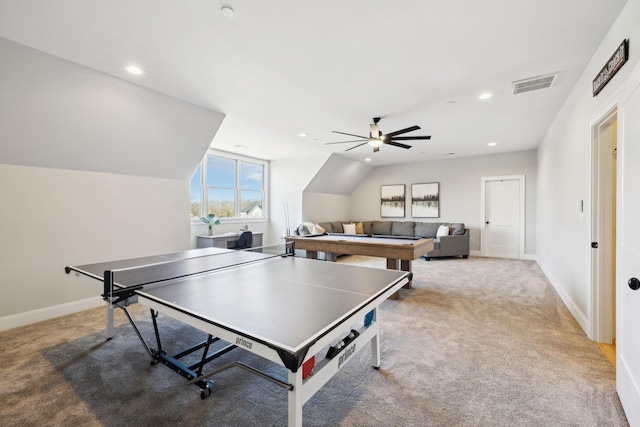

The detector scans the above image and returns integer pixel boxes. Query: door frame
[480,175,525,259]
[588,98,618,343]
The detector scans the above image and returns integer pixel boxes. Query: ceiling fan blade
[344,142,370,151]
[325,139,367,145]
[390,135,431,141]
[332,131,368,139]
[384,141,412,149]
[385,125,421,137]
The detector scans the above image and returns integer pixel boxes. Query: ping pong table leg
[370,309,381,368]
[287,370,303,427]
[105,301,115,340]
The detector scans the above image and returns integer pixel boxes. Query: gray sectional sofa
[314,220,469,260]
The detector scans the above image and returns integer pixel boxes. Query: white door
[482,176,525,259]
[616,61,640,425]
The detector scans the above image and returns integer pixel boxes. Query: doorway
[590,107,618,359]
[481,175,525,259]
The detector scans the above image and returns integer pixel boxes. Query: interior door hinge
[591,242,598,248]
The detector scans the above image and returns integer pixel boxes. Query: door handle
[629,278,640,291]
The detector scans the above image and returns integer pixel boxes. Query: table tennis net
[103,243,292,297]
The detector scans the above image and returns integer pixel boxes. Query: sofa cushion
[450,223,465,235]
[317,222,333,233]
[331,222,344,233]
[362,221,373,235]
[415,222,441,238]
[371,221,392,235]
[355,221,365,234]
[392,221,415,236]
[343,223,357,234]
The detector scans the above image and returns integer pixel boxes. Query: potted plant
[200,213,221,235]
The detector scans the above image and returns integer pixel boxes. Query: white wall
[302,192,351,223]
[536,0,640,333]
[348,150,537,254]
[269,154,331,244]
[0,38,225,331]
[0,164,189,330]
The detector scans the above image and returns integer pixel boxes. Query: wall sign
[593,39,629,97]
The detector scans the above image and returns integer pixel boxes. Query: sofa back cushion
[317,222,333,233]
[415,222,441,238]
[371,221,392,235]
[330,222,344,233]
[392,221,415,236]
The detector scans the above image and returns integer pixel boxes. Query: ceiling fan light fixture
[368,138,383,148]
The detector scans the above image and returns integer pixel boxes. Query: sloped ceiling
[304,154,373,195]
[0,38,225,180]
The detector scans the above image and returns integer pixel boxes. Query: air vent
[512,73,557,95]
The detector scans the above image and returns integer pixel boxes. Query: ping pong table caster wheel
[200,383,212,400]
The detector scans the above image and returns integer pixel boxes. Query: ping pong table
[65,244,410,427]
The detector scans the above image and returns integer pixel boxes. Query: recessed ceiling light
[298,132,307,137]
[478,93,492,100]
[126,66,143,75]
[221,6,234,16]
[365,158,372,162]
[488,142,497,146]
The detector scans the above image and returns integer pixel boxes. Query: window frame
[190,149,269,224]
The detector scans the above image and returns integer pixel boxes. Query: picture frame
[411,182,439,218]
[380,184,405,218]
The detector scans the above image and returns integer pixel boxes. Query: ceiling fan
[326,117,431,153]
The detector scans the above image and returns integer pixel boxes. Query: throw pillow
[343,223,357,234]
[355,221,365,234]
[436,224,450,237]
[450,223,465,235]
[314,224,326,234]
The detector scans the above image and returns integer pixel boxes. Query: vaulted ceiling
[0,0,628,166]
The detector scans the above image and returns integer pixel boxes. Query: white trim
[0,296,103,332]
[480,175,526,259]
[588,100,619,343]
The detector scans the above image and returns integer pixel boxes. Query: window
[190,151,267,221]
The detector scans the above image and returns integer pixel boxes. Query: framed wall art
[411,182,439,218]
[380,184,405,218]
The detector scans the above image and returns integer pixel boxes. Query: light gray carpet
[0,256,629,426]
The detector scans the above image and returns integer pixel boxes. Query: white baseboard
[533,256,589,334]
[0,297,104,332]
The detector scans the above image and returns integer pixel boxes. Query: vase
[208,228,213,236]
